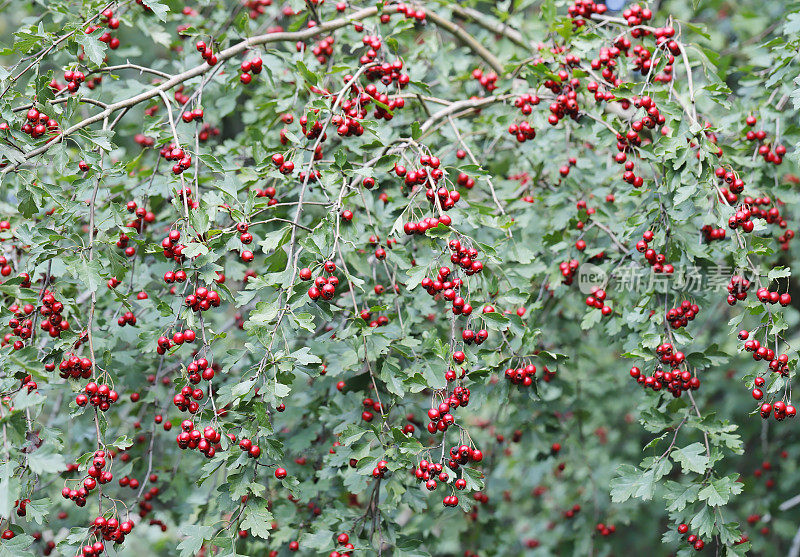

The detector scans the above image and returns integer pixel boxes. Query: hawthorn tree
[1,0,800,555]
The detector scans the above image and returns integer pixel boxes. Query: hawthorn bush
[1,0,800,555]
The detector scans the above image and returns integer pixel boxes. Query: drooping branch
[1,4,505,175]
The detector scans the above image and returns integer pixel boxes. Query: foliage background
[1,0,800,555]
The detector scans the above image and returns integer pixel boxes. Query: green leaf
[300,528,333,551]
[141,0,169,21]
[698,475,743,507]
[671,443,709,474]
[0,534,34,557]
[27,446,67,475]
[240,499,273,539]
[610,460,671,503]
[0,464,19,519]
[664,481,701,512]
[177,525,215,557]
[75,33,106,66]
[768,266,791,281]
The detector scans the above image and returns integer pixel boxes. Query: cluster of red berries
[666,300,700,329]
[181,107,204,124]
[413,459,449,492]
[62,68,87,93]
[115,232,136,257]
[13,497,31,518]
[587,40,627,91]
[358,33,388,71]
[327,533,354,557]
[85,8,121,50]
[456,171,476,189]
[700,224,726,242]
[243,0,271,19]
[514,93,541,117]
[21,107,58,138]
[755,287,791,307]
[567,0,607,27]
[504,364,538,387]
[303,261,339,301]
[177,420,221,458]
[49,73,101,93]
[76,381,119,411]
[419,263,466,302]
[158,142,192,175]
[187,357,219,383]
[196,40,218,66]
[163,268,189,283]
[186,286,222,313]
[448,443,483,472]
[116,310,136,327]
[254,184,277,201]
[676,523,705,551]
[160,229,186,263]
[124,199,157,230]
[134,133,155,147]
[621,4,653,26]
[725,275,751,305]
[362,55,410,89]
[546,78,582,126]
[462,327,488,345]
[360,397,382,422]
[349,83,406,131]
[728,205,756,232]
[635,230,674,274]
[714,166,746,194]
[393,3,427,22]
[90,513,136,547]
[175,186,199,210]
[197,122,220,142]
[560,157,578,178]
[4,303,35,350]
[744,116,787,164]
[507,121,536,143]
[394,154,445,189]
[21,373,38,395]
[239,56,263,84]
[559,259,580,285]
[739,331,789,371]
[61,481,91,508]
[371,459,389,479]
[744,196,791,232]
[359,310,390,328]
[403,214,452,234]
[53,354,92,379]
[442,494,460,507]
[629,365,700,397]
[305,36,334,65]
[620,101,665,187]
[450,239,485,275]
[758,399,796,421]
[156,329,196,354]
[0,252,12,277]
[585,287,613,317]
[270,152,295,175]
[425,386,470,434]
[471,68,499,92]
[595,522,616,537]
[39,291,70,338]
[117,474,143,490]
[655,343,685,366]
[172,383,205,414]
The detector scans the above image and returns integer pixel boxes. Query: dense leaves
[1,0,800,555]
